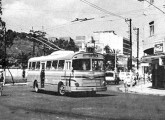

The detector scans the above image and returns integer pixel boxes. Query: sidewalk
[119,81,165,96]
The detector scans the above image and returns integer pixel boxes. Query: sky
[2,0,144,39]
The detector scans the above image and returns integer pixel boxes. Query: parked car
[105,71,120,84]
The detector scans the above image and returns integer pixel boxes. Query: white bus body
[27,50,107,95]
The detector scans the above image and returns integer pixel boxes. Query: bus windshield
[72,59,90,70]
[92,59,104,71]
[72,59,104,71]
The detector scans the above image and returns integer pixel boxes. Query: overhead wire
[80,0,126,20]
[3,0,146,44]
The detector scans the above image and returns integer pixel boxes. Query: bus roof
[29,50,75,62]
[28,50,104,62]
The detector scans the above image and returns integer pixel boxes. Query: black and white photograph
[0,0,165,120]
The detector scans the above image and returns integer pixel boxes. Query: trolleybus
[27,50,107,96]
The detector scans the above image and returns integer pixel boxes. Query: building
[140,0,165,88]
[74,36,86,51]
[93,31,131,55]
[140,0,165,55]
[75,31,131,55]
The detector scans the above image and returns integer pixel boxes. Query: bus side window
[36,61,40,70]
[32,62,36,70]
[46,61,51,70]
[52,60,58,70]
[58,60,64,70]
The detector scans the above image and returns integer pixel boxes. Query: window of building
[149,21,154,36]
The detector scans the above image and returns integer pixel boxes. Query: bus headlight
[75,82,79,87]
[102,81,106,86]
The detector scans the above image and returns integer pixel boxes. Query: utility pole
[125,18,132,71]
[31,27,35,57]
[42,26,45,55]
[133,27,139,71]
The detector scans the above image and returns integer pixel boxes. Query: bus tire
[34,81,39,93]
[58,83,65,96]
[87,91,96,97]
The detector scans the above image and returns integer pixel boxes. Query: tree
[52,38,78,52]
[103,45,120,71]
[0,29,17,67]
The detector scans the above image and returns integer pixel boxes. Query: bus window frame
[52,60,58,70]
[32,62,36,70]
[36,61,40,70]
[46,61,52,70]
[72,58,91,71]
[92,59,104,71]
[28,62,32,70]
[65,60,72,70]
[58,60,65,70]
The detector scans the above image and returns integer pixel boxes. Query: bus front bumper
[69,86,107,92]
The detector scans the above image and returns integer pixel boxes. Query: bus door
[40,62,45,88]
[65,60,72,89]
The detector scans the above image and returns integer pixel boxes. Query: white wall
[0,69,27,78]
[93,32,123,54]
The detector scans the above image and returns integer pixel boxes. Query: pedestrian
[22,69,25,79]
[40,69,45,88]
[0,71,4,96]
[124,72,129,92]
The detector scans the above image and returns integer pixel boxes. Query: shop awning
[141,54,165,63]
[144,48,154,55]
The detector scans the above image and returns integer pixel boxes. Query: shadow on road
[31,90,117,98]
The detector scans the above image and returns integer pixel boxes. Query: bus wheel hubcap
[59,85,65,95]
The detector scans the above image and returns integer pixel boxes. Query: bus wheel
[34,81,39,93]
[58,84,65,96]
[87,91,96,97]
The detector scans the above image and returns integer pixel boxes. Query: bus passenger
[82,62,87,70]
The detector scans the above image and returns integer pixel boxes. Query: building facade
[142,0,165,55]
[141,0,165,88]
